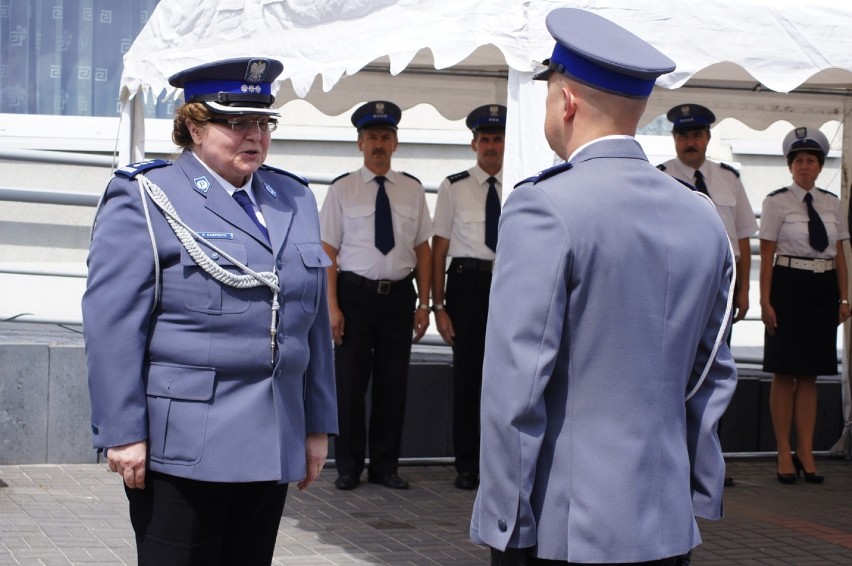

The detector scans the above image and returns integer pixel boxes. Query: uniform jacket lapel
[253,172,294,253]
[174,151,272,250]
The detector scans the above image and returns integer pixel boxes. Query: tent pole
[834,95,852,458]
[118,95,146,166]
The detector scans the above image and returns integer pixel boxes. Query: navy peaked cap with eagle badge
[532,8,675,99]
[667,103,716,132]
[351,100,402,130]
[466,104,507,133]
[782,126,830,157]
[168,57,284,116]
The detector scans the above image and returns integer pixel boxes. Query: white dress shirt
[432,164,502,260]
[661,157,757,260]
[320,166,433,280]
[759,182,849,258]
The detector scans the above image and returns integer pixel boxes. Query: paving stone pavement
[1,459,851,565]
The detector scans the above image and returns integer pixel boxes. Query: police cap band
[466,104,507,133]
[782,127,830,157]
[667,104,716,133]
[168,57,283,116]
[533,8,675,99]
[351,100,402,130]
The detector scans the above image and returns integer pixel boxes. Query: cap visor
[203,101,280,116]
[532,60,553,81]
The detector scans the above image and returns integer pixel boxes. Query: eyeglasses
[207,118,278,133]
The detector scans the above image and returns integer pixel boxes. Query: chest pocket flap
[296,242,332,268]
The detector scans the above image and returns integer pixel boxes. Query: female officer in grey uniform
[83,57,337,564]
[759,127,849,485]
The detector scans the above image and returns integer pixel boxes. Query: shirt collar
[674,158,708,179]
[567,134,634,162]
[190,150,254,200]
[789,182,812,202]
[472,164,502,187]
[359,165,397,185]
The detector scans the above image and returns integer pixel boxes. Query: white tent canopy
[121,0,852,173]
[120,0,852,454]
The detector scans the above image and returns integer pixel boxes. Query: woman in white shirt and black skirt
[759,126,849,485]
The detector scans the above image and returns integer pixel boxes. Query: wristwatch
[417,304,430,311]
[431,304,445,313]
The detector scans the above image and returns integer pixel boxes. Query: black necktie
[804,192,829,252]
[233,190,269,242]
[374,176,395,255]
[485,176,500,252]
[693,170,709,196]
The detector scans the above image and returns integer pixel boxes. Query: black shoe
[776,455,796,484]
[724,476,735,487]
[334,474,360,490]
[455,471,479,490]
[792,454,824,484]
[368,473,409,489]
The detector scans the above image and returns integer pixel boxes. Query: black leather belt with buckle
[339,271,414,294]
[451,257,494,273]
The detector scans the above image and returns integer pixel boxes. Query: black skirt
[763,264,839,376]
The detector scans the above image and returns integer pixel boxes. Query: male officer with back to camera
[659,104,757,489]
[320,100,433,491]
[432,104,506,491]
[470,8,738,565]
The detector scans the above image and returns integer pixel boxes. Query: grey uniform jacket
[470,138,737,562]
[83,150,337,484]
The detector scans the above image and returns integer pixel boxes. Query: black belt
[451,257,494,273]
[338,271,414,295]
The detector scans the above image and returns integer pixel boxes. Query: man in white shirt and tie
[431,104,506,491]
[320,100,433,491]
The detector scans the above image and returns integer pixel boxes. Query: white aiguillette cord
[137,173,280,363]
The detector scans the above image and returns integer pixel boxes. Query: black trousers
[490,547,687,566]
[445,258,492,474]
[126,471,288,566]
[333,275,416,477]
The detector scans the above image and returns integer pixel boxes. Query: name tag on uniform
[197,232,234,240]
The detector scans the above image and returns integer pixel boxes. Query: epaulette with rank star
[447,171,470,184]
[767,187,788,197]
[330,172,352,185]
[720,162,740,178]
[656,163,667,172]
[114,159,171,179]
[260,164,309,186]
[402,171,422,184]
[533,162,573,185]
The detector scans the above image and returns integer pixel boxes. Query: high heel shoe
[792,454,824,484]
[776,455,796,484]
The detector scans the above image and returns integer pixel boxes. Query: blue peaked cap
[168,57,283,115]
[466,104,507,133]
[533,8,675,99]
[667,104,716,132]
[351,100,402,130]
